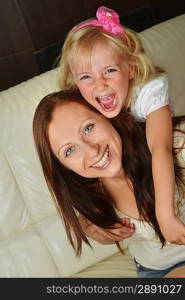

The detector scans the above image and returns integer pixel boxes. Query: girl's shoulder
[137,74,168,96]
[131,75,169,120]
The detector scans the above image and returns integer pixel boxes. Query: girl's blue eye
[84,124,94,135]
[65,147,74,157]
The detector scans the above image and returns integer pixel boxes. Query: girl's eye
[107,68,117,73]
[80,75,90,80]
[65,147,74,157]
[84,124,94,135]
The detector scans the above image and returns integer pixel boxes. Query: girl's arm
[78,214,134,244]
[146,105,185,244]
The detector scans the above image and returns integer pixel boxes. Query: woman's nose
[84,142,99,157]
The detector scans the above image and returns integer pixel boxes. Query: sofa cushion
[0,69,126,277]
[72,249,137,278]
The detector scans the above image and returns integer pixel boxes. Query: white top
[131,75,170,121]
[117,197,185,270]
[117,126,185,270]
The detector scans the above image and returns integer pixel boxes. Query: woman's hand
[164,265,185,277]
[78,214,135,244]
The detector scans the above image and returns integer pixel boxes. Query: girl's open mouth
[96,94,117,112]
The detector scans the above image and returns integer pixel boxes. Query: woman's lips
[95,95,117,112]
[91,146,111,170]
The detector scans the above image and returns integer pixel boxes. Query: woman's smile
[90,145,112,169]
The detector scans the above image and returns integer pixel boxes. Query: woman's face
[48,101,123,178]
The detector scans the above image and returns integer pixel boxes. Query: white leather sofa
[0,14,185,278]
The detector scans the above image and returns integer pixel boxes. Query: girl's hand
[78,215,135,244]
[158,215,185,245]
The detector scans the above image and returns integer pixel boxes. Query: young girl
[57,6,185,244]
[33,90,185,277]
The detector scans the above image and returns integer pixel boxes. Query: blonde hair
[58,22,164,108]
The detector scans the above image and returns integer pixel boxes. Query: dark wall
[0,0,185,91]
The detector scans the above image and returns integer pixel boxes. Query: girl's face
[70,40,134,118]
[48,102,123,179]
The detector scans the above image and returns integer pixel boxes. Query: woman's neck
[101,176,141,220]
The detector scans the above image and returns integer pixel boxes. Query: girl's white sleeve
[132,75,170,120]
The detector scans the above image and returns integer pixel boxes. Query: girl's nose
[94,76,107,90]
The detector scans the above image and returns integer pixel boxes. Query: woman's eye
[84,124,94,135]
[65,147,74,157]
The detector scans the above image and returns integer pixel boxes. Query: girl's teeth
[96,95,115,110]
[98,95,112,101]
[92,149,108,168]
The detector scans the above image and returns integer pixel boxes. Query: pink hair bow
[72,6,126,39]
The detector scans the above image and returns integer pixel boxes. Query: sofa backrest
[0,14,185,277]
[138,14,185,116]
[0,69,121,278]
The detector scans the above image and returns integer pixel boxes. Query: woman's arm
[146,105,185,244]
[164,265,185,278]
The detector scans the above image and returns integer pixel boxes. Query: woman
[33,90,185,277]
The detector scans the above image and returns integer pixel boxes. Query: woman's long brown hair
[33,90,185,256]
